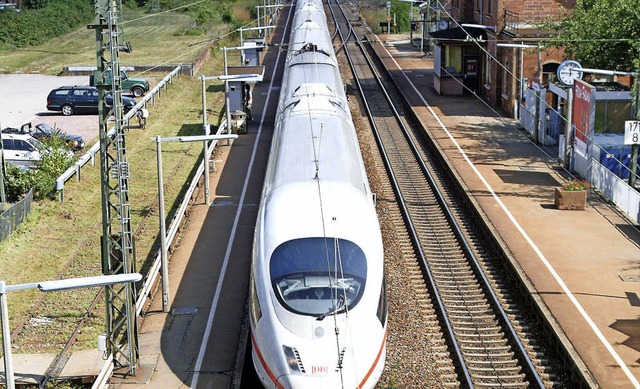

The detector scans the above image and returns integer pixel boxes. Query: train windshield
[270,237,367,317]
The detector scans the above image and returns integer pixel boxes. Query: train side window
[250,274,262,328]
[376,273,387,326]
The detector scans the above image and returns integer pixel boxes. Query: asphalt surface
[0,74,99,144]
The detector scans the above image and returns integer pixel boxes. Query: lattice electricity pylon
[150,0,160,12]
[88,0,139,376]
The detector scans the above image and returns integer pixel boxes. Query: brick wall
[502,0,574,22]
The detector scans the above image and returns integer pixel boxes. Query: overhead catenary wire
[431,0,639,180]
[329,2,361,387]
[411,5,640,383]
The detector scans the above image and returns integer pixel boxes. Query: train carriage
[250,0,387,387]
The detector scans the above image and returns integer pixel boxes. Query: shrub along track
[6,120,212,386]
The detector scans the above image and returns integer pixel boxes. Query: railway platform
[372,33,640,388]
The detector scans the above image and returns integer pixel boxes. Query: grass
[0,7,220,74]
[1,68,227,353]
[0,1,246,358]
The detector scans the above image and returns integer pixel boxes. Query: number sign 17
[625,120,640,145]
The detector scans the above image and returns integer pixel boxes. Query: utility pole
[630,61,639,188]
[88,0,138,376]
[387,1,390,35]
[0,128,6,204]
[564,87,573,170]
[409,1,413,41]
[533,46,542,144]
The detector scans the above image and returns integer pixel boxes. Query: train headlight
[283,346,301,372]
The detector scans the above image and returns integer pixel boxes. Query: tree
[542,0,640,72]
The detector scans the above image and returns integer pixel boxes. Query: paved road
[0,74,99,144]
[0,74,86,127]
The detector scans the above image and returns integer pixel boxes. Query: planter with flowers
[555,180,589,210]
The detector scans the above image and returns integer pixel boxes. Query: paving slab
[375,33,640,388]
[59,349,107,380]
[0,353,56,385]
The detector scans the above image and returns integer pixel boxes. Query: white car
[1,133,42,168]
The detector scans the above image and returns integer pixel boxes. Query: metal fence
[0,189,33,243]
[55,66,182,201]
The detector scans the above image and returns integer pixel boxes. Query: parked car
[2,122,85,151]
[89,69,150,97]
[1,133,42,168]
[46,86,136,116]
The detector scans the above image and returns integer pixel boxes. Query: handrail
[135,120,228,316]
[55,66,182,201]
[92,120,229,388]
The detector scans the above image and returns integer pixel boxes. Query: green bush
[0,0,93,47]
[3,135,74,202]
[4,164,39,201]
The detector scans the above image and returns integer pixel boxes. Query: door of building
[463,57,479,94]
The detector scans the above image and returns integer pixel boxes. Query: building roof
[429,26,488,43]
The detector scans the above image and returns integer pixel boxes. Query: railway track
[328,1,587,387]
[7,140,199,387]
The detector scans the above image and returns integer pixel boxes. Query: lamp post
[398,0,423,42]
[200,65,261,207]
[199,76,210,206]
[386,1,391,34]
[152,134,238,313]
[0,127,5,204]
[255,4,281,39]
[497,43,538,120]
[1,274,143,389]
[239,26,275,61]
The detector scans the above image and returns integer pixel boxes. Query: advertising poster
[571,79,596,155]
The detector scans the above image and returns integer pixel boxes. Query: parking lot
[0,74,100,145]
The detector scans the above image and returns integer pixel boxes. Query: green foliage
[3,136,74,202]
[390,0,410,33]
[0,0,93,47]
[4,164,38,201]
[540,0,640,72]
[561,180,590,191]
[169,0,253,35]
[21,0,51,10]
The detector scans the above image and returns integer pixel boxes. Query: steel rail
[331,1,545,387]
[327,2,469,386]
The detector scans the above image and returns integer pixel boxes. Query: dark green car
[89,69,150,97]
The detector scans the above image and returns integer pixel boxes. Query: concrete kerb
[89,121,231,388]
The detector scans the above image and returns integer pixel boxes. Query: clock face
[557,60,583,86]
[437,20,448,30]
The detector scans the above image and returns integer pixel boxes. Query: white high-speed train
[249,0,387,388]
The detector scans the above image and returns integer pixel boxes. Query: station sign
[624,120,640,145]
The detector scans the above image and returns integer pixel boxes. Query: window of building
[484,54,492,86]
[486,0,493,17]
[502,58,510,97]
[595,100,632,134]
[443,46,462,75]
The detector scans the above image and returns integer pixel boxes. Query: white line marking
[190,9,292,388]
[376,38,640,388]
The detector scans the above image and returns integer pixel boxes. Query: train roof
[263,180,379,251]
[267,102,368,195]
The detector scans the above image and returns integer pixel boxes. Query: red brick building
[429,0,575,117]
